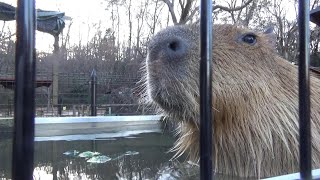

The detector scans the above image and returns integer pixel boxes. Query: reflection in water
[0,130,254,180]
[1,132,200,180]
[34,132,179,180]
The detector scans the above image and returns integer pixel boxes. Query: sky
[0,0,112,52]
[0,0,304,53]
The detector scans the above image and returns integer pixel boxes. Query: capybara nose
[149,37,187,62]
[168,39,181,52]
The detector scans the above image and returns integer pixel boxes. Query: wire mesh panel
[0,72,150,117]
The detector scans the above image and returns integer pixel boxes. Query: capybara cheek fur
[142,24,320,178]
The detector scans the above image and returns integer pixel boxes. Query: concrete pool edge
[33,115,164,138]
[35,115,163,124]
[1,115,165,138]
[0,115,163,124]
[35,129,163,141]
[263,169,320,179]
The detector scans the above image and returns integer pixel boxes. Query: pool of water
[0,117,315,180]
[0,117,258,180]
[0,131,202,180]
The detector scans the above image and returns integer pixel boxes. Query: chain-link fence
[0,71,152,117]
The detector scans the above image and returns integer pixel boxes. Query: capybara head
[145,24,277,123]
[142,24,320,178]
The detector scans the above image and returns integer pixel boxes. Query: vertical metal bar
[200,0,213,179]
[58,96,62,116]
[12,0,36,179]
[90,69,97,116]
[298,0,311,179]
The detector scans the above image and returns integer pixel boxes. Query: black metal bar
[298,0,312,179]
[12,0,36,179]
[90,69,97,116]
[58,96,62,116]
[199,0,213,179]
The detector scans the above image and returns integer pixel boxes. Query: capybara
[141,23,320,178]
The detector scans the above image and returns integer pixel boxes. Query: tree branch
[179,0,193,24]
[212,0,254,12]
[185,0,254,24]
[162,0,178,24]
[178,0,184,10]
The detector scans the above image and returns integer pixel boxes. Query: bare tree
[311,27,320,55]
[162,0,254,25]
[146,0,165,37]
[134,0,149,59]
[263,0,298,60]
[106,0,123,61]
[222,0,264,27]
[0,24,15,73]
[125,0,133,61]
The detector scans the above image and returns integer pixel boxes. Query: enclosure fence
[10,0,318,180]
[0,72,151,117]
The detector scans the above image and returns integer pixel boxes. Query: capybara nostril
[168,40,179,52]
[165,39,187,59]
[149,36,188,62]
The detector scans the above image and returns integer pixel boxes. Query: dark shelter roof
[311,7,320,26]
[0,2,15,21]
[0,78,52,90]
[0,2,65,36]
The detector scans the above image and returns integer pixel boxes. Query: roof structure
[0,78,52,90]
[311,7,320,26]
[0,2,65,36]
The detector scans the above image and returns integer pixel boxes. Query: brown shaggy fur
[140,24,320,178]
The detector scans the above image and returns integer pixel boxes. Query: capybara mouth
[145,58,200,122]
[151,89,185,113]
[147,72,195,114]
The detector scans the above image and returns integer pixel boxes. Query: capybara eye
[242,33,257,45]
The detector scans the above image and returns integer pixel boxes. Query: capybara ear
[263,26,277,50]
[264,26,274,34]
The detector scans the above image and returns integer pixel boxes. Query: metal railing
[10,0,318,180]
[12,0,36,180]
[199,0,213,179]
[298,0,312,179]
